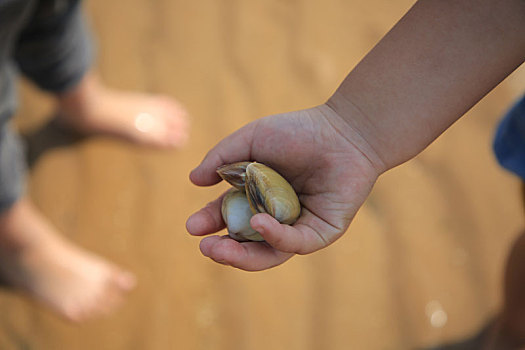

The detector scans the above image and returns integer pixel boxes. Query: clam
[245,163,301,225]
[216,161,250,191]
[218,162,301,242]
[221,189,264,242]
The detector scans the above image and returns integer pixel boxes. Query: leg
[56,71,189,149]
[482,184,525,349]
[0,126,136,322]
[12,0,188,149]
[0,198,136,322]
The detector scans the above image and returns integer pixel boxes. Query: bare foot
[0,198,136,322]
[56,72,189,148]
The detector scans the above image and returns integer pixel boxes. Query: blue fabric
[494,95,525,179]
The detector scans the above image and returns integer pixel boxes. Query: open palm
[187,104,382,271]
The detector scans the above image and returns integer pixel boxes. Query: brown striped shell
[218,162,301,241]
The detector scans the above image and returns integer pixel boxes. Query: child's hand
[186,104,382,271]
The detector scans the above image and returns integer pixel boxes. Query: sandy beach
[0,0,524,349]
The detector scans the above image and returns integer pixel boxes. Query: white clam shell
[221,190,264,242]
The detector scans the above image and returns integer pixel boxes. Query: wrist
[323,93,390,174]
[326,87,432,172]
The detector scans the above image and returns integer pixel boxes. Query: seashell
[218,162,301,242]
[245,162,300,225]
[217,162,251,191]
[221,189,264,242]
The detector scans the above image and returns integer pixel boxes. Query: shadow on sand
[21,117,86,170]
[421,320,494,350]
[423,227,525,350]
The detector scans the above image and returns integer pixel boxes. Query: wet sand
[1,0,524,349]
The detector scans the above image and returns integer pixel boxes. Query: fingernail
[190,165,199,175]
[250,216,263,232]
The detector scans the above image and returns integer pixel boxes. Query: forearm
[327,0,525,172]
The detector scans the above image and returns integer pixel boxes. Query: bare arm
[188,0,525,271]
[328,0,525,172]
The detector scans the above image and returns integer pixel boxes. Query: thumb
[190,123,257,186]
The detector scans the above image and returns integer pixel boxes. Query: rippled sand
[1,0,524,349]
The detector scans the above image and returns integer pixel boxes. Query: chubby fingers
[250,213,330,255]
[187,196,296,271]
[199,235,294,271]
[186,193,227,236]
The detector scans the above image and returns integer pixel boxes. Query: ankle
[0,199,53,255]
[0,200,28,254]
[56,72,104,121]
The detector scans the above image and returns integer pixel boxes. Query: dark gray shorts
[0,0,92,212]
[0,123,26,212]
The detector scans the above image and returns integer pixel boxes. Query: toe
[114,269,136,292]
[61,301,87,323]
